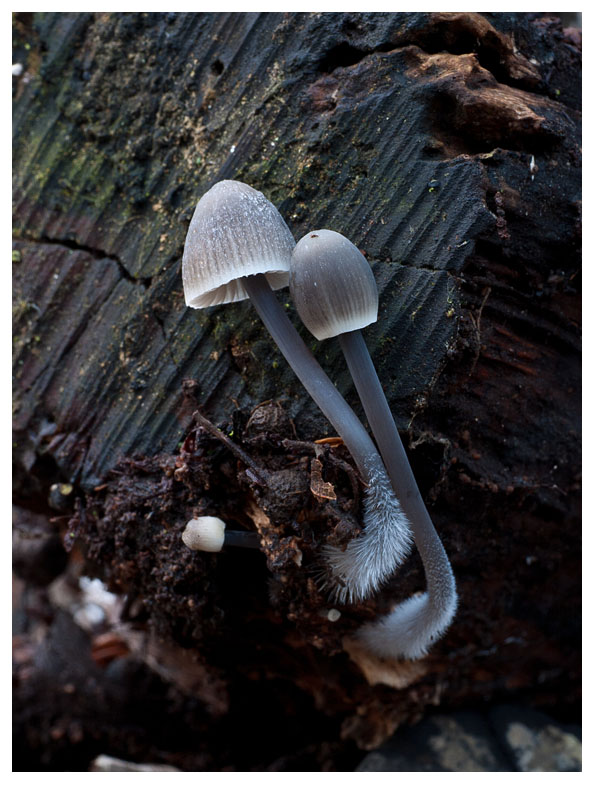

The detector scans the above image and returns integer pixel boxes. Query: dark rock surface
[357,705,582,771]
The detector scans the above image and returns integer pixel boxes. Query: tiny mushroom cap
[182,516,226,553]
[290,229,378,341]
[182,180,295,308]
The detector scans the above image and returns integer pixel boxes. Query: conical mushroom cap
[290,229,378,340]
[182,180,295,308]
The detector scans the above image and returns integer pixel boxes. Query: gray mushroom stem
[181,181,412,603]
[243,275,375,477]
[243,273,412,602]
[289,227,457,658]
[338,328,457,659]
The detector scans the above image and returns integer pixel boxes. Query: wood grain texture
[13,11,580,768]
[12,11,497,487]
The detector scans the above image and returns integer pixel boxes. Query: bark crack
[14,231,153,289]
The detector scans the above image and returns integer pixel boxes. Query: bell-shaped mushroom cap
[182,180,295,308]
[290,229,378,341]
[182,516,226,552]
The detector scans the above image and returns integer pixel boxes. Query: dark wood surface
[13,12,580,771]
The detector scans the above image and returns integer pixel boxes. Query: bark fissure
[14,229,155,288]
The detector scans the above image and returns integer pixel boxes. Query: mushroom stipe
[182,181,413,604]
[182,180,457,659]
[243,273,413,603]
[338,329,457,658]
[290,229,457,659]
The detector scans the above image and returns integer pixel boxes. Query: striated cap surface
[182,180,295,308]
[182,516,226,552]
[290,229,378,340]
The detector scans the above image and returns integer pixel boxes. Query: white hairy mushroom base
[355,576,458,661]
[323,454,413,604]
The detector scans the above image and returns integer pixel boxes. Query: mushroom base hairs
[356,578,458,661]
[323,453,413,604]
[241,274,414,601]
[338,328,458,653]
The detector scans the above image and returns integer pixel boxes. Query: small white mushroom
[182,517,260,552]
[182,517,226,553]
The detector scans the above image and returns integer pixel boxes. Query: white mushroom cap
[182,516,226,552]
[182,180,295,308]
[290,229,378,341]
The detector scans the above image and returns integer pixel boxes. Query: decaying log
[13,12,580,771]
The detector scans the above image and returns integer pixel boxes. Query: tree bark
[13,11,580,771]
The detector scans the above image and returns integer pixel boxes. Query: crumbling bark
[13,11,580,771]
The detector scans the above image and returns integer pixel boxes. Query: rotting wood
[13,11,580,771]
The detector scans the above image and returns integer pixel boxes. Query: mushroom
[182,180,412,601]
[290,229,457,658]
[182,517,260,552]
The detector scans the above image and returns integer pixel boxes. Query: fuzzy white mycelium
[323,453,413,604]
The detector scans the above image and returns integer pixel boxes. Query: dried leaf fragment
[310,457,337,501]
